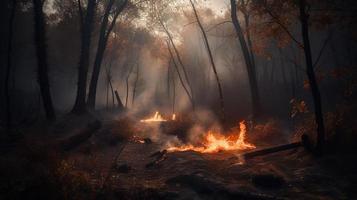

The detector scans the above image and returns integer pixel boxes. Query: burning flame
[172,114,176,121]
[140,111,167,122]
[167,121,256,153]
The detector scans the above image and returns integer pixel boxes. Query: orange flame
[172,114,176,121]
[167,121,255,153]
[140,111,167,122]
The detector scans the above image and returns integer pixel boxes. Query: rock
[251,173,285,189]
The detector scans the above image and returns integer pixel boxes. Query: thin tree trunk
[172,64,176,115]
[125,64,134,108]
[132,63,139,107]
[166,41,195,109]
[72,0,96,114]
[159,19,194,105]
[189,0,225,120]
[243,12,257,81]
[299,0,325,153]
[167,59,171,101]
[108,76,115,108]
[114,90,124,110]
[230,0,261,119]
[5,0,16,128]
[106,77,109,110]
[87,0,128,109]
[33,0,56,120]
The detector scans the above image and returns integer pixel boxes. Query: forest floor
[1,112,357,200]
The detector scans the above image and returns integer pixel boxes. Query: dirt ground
[1,115,356,200]
[63,119,357,200]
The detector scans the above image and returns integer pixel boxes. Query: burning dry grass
[166,121,256,153]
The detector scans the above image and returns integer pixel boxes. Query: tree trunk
[4,0,16,128]
[125,64,134,108]
[160,19,195,108]
[114,90,124,110]
[87,0,128,109]
[172,64,176,115]
[298,0,325,153]
[72,0,96,114]
[189,0,225,120]
[166,41,195,109]
[132,63,139,107]
[33,0,56,120]
[230,0,261,119]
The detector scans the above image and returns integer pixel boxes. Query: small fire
[172,114,176,121]
[167,121,256,153]
[140,111,167,122]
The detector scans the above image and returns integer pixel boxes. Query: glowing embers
[167,121,256,153]
[140,111,167,123]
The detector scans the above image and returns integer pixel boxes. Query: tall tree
[189,0,225,120]
[87,0,128,109]
[4,0,16,128]
[33,0,56,120]
[72,0,96,114]
[298,0,325,152]
[230,0,261,119]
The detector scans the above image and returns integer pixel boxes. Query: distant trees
[249,0,357,152]
[33,0,56,120]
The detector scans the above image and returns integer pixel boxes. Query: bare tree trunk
[87,0,128,109]
[167,59,171,101]
[132,63,139,107]
[125,64,134,108]
[189,0,225,120]
[4,0,16,128]
[299,0,325,153]
[243,12,257,81]
[230,0,261,119]
[159,19,195,107]
[108,76,115,108]
[33,0,56,120]
[106,77,109,110]
[166,41,195,109]
[172,65,176,115]
[114,90,124,110]
[72,0,96,114]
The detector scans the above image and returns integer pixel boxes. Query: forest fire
[167,121,256,153]
[140,111,167,123]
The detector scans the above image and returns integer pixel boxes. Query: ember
[167,121,256,153]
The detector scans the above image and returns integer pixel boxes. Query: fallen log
[60,120,102,151]
[243,142,302,160]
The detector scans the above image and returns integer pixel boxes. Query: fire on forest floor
[137,111,256,154]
